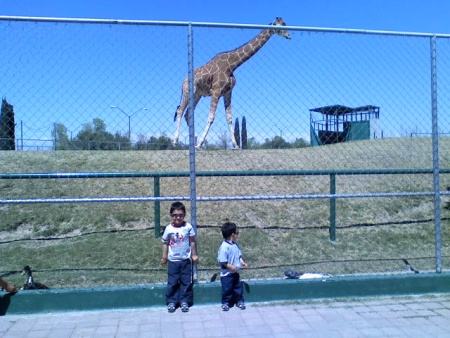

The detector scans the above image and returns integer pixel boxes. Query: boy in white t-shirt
[161,202,198,313]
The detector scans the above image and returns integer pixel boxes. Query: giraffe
[172,17,291,149]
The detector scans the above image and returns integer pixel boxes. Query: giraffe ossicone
[172,17,291,149]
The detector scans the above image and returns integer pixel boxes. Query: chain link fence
[0,17,449,289]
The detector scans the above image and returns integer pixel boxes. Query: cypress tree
[241,116,247,149]
[0,98,15,150]
[234,118,241,149]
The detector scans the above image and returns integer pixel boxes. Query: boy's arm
[160,242,169,266]
[220,261,238,273]
[190,236,199,263]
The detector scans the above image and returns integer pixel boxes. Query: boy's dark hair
[170,201,186,214]
[221,222,237,239]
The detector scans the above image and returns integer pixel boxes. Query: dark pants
[221,273,244,306]
[166,259,193,306]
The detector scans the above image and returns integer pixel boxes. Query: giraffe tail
[174,106,180,122]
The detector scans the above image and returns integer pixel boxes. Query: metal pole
[110,106,147,142]
[430,35,442,273]
[20,120,23,150]
[53,122,56,151]
[154,176,161,238]
[187,22,198,281]
[187,23,197,232]
[329,174,336,241]
[128,116,131,140]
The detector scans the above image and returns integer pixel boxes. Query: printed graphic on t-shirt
[169,232,184,247]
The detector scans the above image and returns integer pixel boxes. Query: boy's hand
[192,255,199,263]
[229,265,238,273]
[242,261,248,269]
[0,278,17,294]
[160,257,167,266]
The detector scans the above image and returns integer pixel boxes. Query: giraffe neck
[224,29,273,71]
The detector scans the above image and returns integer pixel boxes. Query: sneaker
[167,303,176,313]
[236,302,246,310]
[221,304,230,311]
[181,302,189,312]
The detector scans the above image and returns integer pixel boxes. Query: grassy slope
[0,137,449,288]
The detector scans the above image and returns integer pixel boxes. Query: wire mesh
[0,17,449,289]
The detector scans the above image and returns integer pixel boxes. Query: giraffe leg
[184,96,201,125]
[197,95,219,148]
[223,91,239,149]
[173,78,204,146]
[173,106,187,146]
[183,96,201,145]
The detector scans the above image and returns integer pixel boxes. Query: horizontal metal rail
[1,168,450,179]
[0,191,447,205]
[1,169,448,240]
[1,16,450,38]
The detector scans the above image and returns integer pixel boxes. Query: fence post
[187,23,199,282]
[154,176,161,238]
[329,173,336,241]
[430,35,442,273]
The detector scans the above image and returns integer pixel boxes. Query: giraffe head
[270,17,291,40]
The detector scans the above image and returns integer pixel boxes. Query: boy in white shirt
[161,202,198,313]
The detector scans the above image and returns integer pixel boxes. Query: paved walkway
[1,293,450,337]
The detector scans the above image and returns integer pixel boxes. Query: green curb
[1,273,449,315]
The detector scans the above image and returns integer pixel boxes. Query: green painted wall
[1,273,450,315]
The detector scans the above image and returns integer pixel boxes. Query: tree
[73,118,121,150]
[241,116,247,149]
[135,134,149,150]
[245,137,260,149]
[0,98,15,150]
[234,118,241,149]
[262,136,291,149]
[92,118,107,133]
[75,122,95,150]
[52,123,71,150]
[292,137,310,148]
[217,131,228,149]
[146,135,173,150]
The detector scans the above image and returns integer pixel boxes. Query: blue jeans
[165,259,193,306]
[221,273,244,306]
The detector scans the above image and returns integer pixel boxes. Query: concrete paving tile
[269,333,298,338]
[433,308,450,316]
[46,328,74,338]
[358,327,386,337]
[25,329,53,338]
[270,324,295,334]
[95,325,118,336]
[2,294,450,337]
[3,332,28,338]
[395,309,436,318]
[181,320,203,330]
[376,325,405,336]
[242,323,274,335]
[226,326,255,336]
[70,326,97,337]
[117,325,140,335]
[287,321,313,332]
[194,326,230,337]
[359,310,385,319]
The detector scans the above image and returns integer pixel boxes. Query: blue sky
[1,1,450,148]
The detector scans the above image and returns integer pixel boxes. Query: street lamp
[274,124,283,138]
[110,105,147,141]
